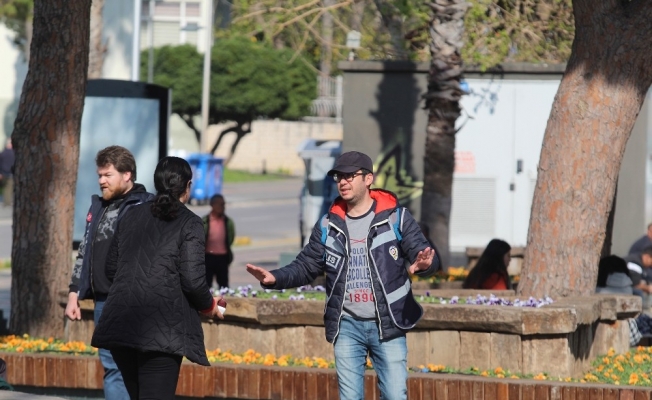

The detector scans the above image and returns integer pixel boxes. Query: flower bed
[3,335,652,387]
[216,285,552,307]
[59,291,640,379]
[4,351,652,400]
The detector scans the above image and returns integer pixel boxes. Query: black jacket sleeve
[178,216,214,311]
[399,208,441,276]
[268,219,326,289]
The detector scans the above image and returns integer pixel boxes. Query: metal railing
[310,75,343,123]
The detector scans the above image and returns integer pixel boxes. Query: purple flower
[425,291,431,297]
[450,296,459,304]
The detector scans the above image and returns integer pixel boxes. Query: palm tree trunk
[421,0,468,270]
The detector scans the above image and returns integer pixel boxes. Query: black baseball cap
[327,151,374,176]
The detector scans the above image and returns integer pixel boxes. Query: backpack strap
[388,207,403,242]
[319,214,330,245]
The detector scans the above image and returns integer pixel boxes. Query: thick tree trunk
[88,0,107,79]
[517,0,652,298]
[421,0,468,270]
[10,0,91,337]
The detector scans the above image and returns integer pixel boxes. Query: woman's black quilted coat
[91,202,214,365]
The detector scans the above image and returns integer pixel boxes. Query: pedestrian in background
[0,139,14,208]
[203,194,235,290]
[462,238,512,290]
[92,156,223,400]
[628,223,652,256]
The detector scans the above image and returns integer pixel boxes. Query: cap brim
[327,165,360,176]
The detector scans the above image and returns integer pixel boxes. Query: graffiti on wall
[372,142,423,204]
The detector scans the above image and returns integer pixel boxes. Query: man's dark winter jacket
[91,202,214,366]
[69,183,153,300]
[266,189,440,343]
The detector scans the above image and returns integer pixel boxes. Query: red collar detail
[329,189,398,219]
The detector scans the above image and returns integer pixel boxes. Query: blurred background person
[596,255,634,295]
[462,238,512,290]
[203,194,235,290]
[628,223,652,255]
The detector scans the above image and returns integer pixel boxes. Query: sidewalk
[0,390,67,399]
[0,207,10,221]
[0,178,304,329]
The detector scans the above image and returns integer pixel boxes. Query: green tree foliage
[143,38,316,157]
[211,36,316,122]
[140,44,203,133]
[462,0,574,69]
[226,0,573,72]
[0,0,33,59]
[224,0,430,73]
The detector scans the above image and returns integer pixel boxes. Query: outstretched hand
[246,264,277,286]
[408,247,435,274]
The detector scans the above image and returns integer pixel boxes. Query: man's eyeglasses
[332,172,364,182]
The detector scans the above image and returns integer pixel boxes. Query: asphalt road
[0,177,305,322]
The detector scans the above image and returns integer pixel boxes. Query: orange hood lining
[330,189,398,219]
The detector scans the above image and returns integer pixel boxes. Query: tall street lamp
[181,1,213,153]
[147,0,157,83]
[131,0,142,81]
[200,0,214,154]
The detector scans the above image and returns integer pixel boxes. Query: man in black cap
[247,151,440,400]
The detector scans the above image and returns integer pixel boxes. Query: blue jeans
[333,316,407,400]
[94,298,129,400]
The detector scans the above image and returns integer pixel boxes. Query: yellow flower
[427,364,445,372]
[533,373,547,380]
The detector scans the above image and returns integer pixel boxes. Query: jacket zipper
[90,206,109,299]
[367,219,390,340]
[327,223,348,343]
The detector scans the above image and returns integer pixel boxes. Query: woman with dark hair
[462,239,512,290]
[596,255,633,294]
[92,156,223,400]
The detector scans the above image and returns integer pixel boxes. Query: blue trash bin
[187,154,224,205]
[206,157,224,199]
